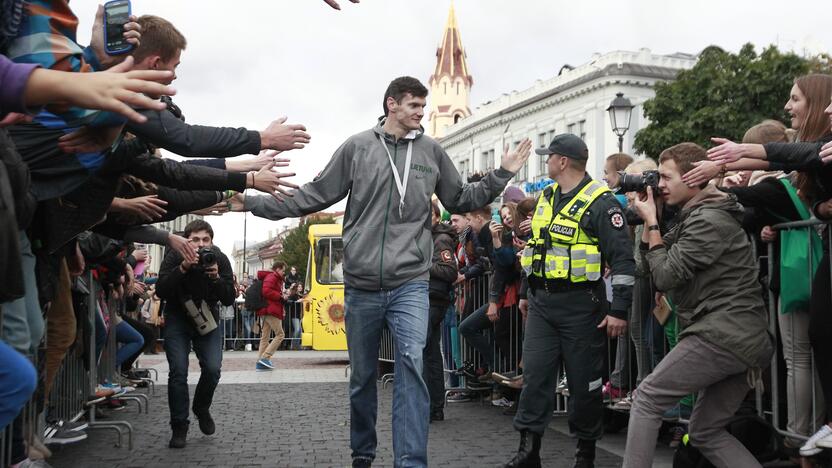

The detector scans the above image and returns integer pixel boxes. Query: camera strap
[377,134,412,219]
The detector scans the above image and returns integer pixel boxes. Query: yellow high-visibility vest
[520,180,610,282]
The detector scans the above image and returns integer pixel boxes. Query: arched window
[456,82,460,95]
[443,83,447,94]
[454,114,462,124]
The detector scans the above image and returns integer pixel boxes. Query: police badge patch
[609,212,625,230]
[440,250,453,262]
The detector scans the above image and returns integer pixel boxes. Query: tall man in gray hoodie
[243,76,531,468]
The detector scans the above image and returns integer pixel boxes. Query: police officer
[502,134,635,468]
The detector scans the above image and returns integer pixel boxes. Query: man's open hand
[500,139,532,173]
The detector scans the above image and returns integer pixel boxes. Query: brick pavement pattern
[49,383,624,468]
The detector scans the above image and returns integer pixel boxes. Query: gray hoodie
[245,119,514,291]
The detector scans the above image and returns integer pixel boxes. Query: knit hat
[503,185,525,204]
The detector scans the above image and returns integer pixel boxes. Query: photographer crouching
[156,220,236,449]
[622,143,773,468]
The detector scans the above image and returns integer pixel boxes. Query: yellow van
[301,224,347,350]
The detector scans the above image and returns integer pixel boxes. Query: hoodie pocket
[384,224,431,282]
[343,227,379,283]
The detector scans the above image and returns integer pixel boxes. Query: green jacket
[645,185,772,368]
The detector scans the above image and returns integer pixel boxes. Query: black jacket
[765,134,832,214]
[156,245,235,319]
[429,222,458,305]
[126,99,261,158]
[0,129,25,300]
[34,149,245,253]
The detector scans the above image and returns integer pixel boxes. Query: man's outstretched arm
[245,139,355,220]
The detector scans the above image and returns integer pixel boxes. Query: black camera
[617,170,659,193]
[197,247,217,268]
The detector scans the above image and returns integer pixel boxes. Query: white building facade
[437,49,696,193]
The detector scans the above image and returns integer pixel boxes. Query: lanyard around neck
[377,134,412,218]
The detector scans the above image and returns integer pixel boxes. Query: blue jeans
[291,317,302,349]
[458,303,494,370]
[241,308,254,342]
[221,318,234,349]
[345,280,429,468]
[115,321,144,368]
[0,341,36,430]
[0,232,43,356]
[442,305,460,387]
[164,311,222,425]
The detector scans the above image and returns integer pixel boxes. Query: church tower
[428,2,472,138]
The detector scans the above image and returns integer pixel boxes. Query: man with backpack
[255,261,288,370]
[624,143,773,468]
[243,275,267,351]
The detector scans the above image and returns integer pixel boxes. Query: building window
[567,123,575,135]
[458,158,470,178]
[444,83,447,94]
[456,82,460,95]
[579,120,586,140]
[454,113,462,124]
[539,131,552,177]
[481,149,495,171]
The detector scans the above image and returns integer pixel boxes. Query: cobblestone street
[48,351,672,467]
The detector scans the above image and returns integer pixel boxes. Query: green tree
[277,216,335,282]
[633,44,830,159]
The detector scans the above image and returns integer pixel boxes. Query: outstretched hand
[707,137,745,164]
[501,139,532,173]
[261,116,311,152]
[117,195,168,222]
[251,161,299,201]
[25,55,176,124]
[58,125,124,153]
[682,160,722,187]
[323,0,360,10]
[820,141,832,164]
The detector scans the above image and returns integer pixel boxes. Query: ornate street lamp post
[607,92,634,153]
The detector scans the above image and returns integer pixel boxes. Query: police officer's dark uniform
[502,134,635,468]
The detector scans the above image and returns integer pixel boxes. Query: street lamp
[607,92,634,153]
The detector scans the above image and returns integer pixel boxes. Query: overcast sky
[72,0,830,255]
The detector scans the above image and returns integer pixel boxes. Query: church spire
[432,1,472,86]
[428,1,473,138]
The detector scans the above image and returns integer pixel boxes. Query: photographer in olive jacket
[156,219,235,449]
[623,143,773,468]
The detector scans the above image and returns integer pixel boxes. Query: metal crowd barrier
[211,300,305,352]
[0,353,38,468]
[765,218,828,445]
[85,270,143,450]
[374,272,567,412]
[1,267,159,464]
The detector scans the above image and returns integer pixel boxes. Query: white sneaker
[799,424,832,456]
[816,431,832,449]
[491,397,512,408]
